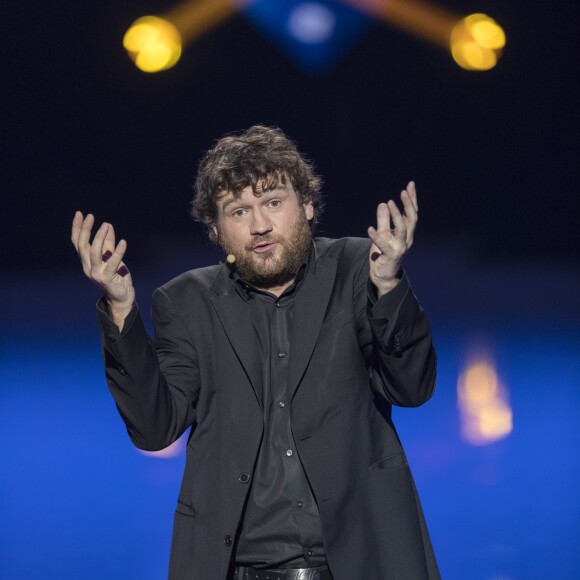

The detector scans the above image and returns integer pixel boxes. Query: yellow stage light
[123,16,182,73]
[466,13,506,50]
[123,0,241,73]
[450,14,505,71]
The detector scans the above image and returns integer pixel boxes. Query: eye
[268,199,282,208]
[231,208,247,218]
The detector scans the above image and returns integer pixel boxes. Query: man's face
[213,181,314,290]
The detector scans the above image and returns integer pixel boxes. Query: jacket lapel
[288,248,337,401]
[210,266,263,409]
[208,242,338,407]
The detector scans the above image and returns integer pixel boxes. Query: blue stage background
[2,248,578,579]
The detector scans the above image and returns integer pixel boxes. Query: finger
[375,202,392,236]
[400,190,417,247]
[388,200,407,241]
[403,205,417,248]
[367,227,381,249]
[400,189,418,224]
[406,181,418,212]
[368,226,391,256]
[105,239,128,275]
[77,213,95,250]
[76,214,95,272]
[71,211,84,249]
[102,222,117,258]
[89,222,110,269]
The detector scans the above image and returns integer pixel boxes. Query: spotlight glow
[288,2,337,44]
[457,358,513,445]
[123,16,182,73]
[450,13,505,71]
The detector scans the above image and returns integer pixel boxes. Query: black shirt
[233,252,326,569]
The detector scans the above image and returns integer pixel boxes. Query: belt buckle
[235,565,329,580]
[282,567,326,580]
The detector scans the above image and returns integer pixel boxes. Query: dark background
[2,0,578,271]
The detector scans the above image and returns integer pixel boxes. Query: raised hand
[367,181,419,297]
[71,212,135,324]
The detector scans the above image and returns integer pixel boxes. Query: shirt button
[278,352,285,358]
[297,501,303,508]
[278,401,285,408]
[238,472,250,484]
[275,303,281,308]
[307,550,313,557]
[286,449,293,457]
[224,535,232,546]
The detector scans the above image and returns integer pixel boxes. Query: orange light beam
[338,0,459,48]
[124,0,256,72]
[163,0,253,44]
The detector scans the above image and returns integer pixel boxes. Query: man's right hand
[71,212,135,329]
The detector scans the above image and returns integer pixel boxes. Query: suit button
[117,366,127,376]
[393,334,402,358]
[224,535,232,546]
[238,472,250,484]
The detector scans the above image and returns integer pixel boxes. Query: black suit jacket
[99,237,440,579]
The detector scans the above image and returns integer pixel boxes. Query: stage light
[457,358,513,445]
[450,14,505,71]
[123,16,182,73]
[479,402,513,439]
[123,0,506,73]
[339,1,505,71]
[467,14,506,50]
[288,2,337,44]
[123,0,246,72]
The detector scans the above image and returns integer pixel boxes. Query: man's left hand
[367,181,419,297]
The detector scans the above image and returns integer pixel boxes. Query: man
[71,125,439,579]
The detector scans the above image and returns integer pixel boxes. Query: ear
[303,200,314,221]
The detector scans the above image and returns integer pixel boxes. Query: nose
[250,208,272,235]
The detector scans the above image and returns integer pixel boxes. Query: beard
[218,212,312,290]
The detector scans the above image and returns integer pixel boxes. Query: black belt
[234,566,332,580]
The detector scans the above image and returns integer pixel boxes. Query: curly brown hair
[191,125,323,242]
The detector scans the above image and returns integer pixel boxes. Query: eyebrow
[220,198,239,212]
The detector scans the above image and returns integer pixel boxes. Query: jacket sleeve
[97,287,199,451]
[356,266,437,407]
